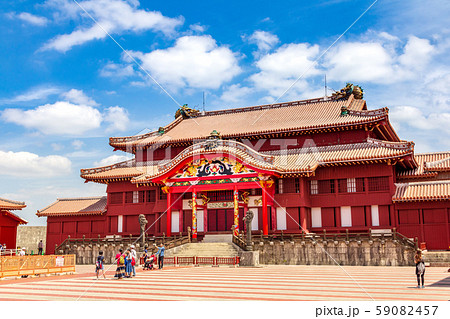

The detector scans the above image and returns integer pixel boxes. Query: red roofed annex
[38,85,450,253]
[0,197,27,249]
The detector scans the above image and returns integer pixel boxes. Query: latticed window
[295,178,300,193]
[347,178,356,192]
[318,179,334,194]
[138,191,145,203]
[310,180,318,194]
[125,191,133,203]
[147,190,156,202]
[338,178,365,193]
[356,178,365,192]
[133,191,139,203]
[277,179,284,194]
[281,178,300,193]
[159,188,167,200]
[209,190,233,201]
[368,176,390,191]
[251,188,262,196]
[109,192,123,205]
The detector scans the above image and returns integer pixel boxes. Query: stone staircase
[166,242,239,257]
[423,251,450,267]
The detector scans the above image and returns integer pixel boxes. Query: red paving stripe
[1,266,448,301]
[15,280,450,299]
[27,277,449,296]
[1,280,447,301]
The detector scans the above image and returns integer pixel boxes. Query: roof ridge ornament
[175,104,200,119]
[204,130,221,150]
[332,83,364,100]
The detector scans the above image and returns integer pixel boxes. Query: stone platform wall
[57,243,152,265]
[16,226,47,253]
[253,237,415,266]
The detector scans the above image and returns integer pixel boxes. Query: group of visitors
[94,243,166,280]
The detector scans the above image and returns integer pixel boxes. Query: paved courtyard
[0,265,449,301]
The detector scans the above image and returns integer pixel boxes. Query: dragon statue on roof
[331,83,364,100]
[175,104,200,119]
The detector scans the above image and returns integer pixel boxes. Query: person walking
[130,245,137,277]
[415,249,425,288]
[96,251,106,279]
[38,240,44,255]
[114,248,125,280]
[156,243,165,270]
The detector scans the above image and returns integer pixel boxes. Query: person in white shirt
[130,245,137,277]
[19,248,26,256]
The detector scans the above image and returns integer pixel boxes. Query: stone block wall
[253,237,415,266]
[57,242,154,265]
[16,226,47,253]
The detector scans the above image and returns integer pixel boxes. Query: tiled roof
[0,197,26,210]
[1,210,28,224]
[37,197,107,217]
[109,96,393,150]
[393,181,450,202]
[82,138,415,183]
[397,152,450,178]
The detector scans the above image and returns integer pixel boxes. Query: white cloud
[61,89,98,106]
[2,86,62,103]
[10,12,49,26]
[325,34,437,84]
[220,84,254,104]
[189,23,206,33]
[398,36,435,70]
[1,101,103,135]
[100,62,135,78]
[43,0,183,52]
[249,43,320,97]
[94,154,131,167]
[0,150,71,177]
[390,105,450,133]
[133,35,241,89]
[247,30,279,52]
[51,143,64,151]
[71,140,84,149]
[104,106,130,132]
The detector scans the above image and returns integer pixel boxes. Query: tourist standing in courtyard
[95,251,106,279]
[125,249,133,278]
[415,249,425,288]
[156,243,165,269]
[114,248,125,279]
[38,240,43,255]
[130,245,137,277]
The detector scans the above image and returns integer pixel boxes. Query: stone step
[166,242,239,257]
[423,251,450,267]
[202,234,233,243]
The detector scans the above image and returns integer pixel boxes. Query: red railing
[149,256,239,266]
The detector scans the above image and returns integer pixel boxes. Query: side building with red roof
[0,197,27,250]
[38,89,450,252]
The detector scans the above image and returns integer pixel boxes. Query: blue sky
[1,0,449,225]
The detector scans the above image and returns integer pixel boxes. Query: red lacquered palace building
[38,88,450,252]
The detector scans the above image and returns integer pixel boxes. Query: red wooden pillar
[299,207,308,233]
[192,191,197,241]
[166,190,172,237]
[179,209,184,234]
[419,209,425,243]
[445,208,450,249]
[271,205,277,231]
[262,186,268,236]
[204,206,208,233]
